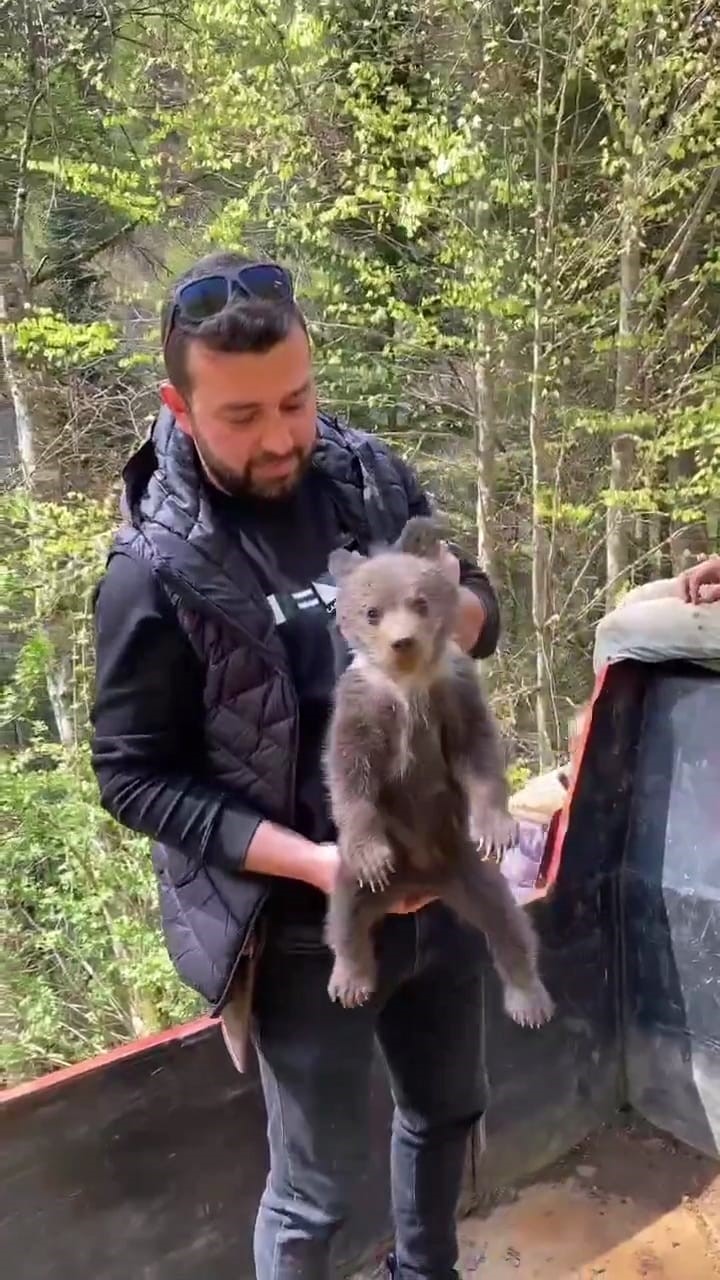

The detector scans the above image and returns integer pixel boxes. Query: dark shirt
[92,464,500,922]
[211,472,342,848]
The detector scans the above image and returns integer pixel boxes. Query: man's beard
[193,431,313,500]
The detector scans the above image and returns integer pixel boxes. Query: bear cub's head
[329,518,459,684]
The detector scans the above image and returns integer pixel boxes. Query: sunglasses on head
[162,262,295,349]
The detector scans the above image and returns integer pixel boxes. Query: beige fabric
[509,768,568,824]
[594,580,720,675]
[617,577,684,608]
[219,949,261,1075]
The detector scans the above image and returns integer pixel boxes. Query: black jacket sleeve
[391,452,501,660]
[91,552,262,874]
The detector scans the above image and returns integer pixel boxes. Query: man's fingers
[687,575,710,605]
[689,572,705,604]
[682,558,720,605]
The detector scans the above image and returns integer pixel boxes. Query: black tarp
[622,670,720,1158]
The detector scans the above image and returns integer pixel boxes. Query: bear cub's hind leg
[444,849,554,1028]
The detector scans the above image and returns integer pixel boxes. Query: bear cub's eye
[366,606,381,624]
[412,596,429,617]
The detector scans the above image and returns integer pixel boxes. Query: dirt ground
[358,1119,720,1278]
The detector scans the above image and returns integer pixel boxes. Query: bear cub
[324,516,554,1028]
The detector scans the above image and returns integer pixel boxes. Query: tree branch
[13,90,44,253]
[662,165,720,287]
[30,219,141,287]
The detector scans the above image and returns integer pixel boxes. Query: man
[91,252,501,1280]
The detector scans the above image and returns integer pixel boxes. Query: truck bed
[3,663,719,1279]
[357,1120,720,1278]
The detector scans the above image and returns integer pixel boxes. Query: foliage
[0,741,200,1086]
[0,490,202,1087]
[0,493,115,732]
[12,311,120,373]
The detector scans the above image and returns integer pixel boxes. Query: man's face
[161,323,318,499]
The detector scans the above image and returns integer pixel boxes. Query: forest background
[1,0,718,1083]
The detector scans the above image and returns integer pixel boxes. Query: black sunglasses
[162,262,295,349]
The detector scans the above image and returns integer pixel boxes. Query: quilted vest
[109,407,421,1010]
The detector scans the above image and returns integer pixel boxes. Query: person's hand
[680,555,720,605]
[439,541,487,651]
[305,843,436,915]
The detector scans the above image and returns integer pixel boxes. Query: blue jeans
[252,904,488,1280]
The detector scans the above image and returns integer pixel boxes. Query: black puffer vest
[110,408,422,1011]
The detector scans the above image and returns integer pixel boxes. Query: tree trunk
[529,0,554,769]
[669,450,708,572]
[607,433,637,599]
[666,237,708,572]
[473,313,497,581]
[469,21,498,586]
[0,280,35,484]
[647,511,667,577]
[607,11,642,609]
[2,42,74,747]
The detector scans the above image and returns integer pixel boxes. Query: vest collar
[122,407,364,519]
[117,408,388,660]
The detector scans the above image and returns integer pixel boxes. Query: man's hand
[438,541,487,654]
[302,841,341,896]
[306,843,435,915]
[246,827,435,914]
[680,555,720,605]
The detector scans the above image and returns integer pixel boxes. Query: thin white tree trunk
[2,69,74,747]
[666,235,708,572]
[647,511,665,576]
[607,11,641,609]
[529,0,554,769]
[0,286,35,482]
[474,312,497,581]
[607,433,637,603]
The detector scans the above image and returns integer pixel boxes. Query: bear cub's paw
[328,961,376,1009]
[471,806,519,855]
[503,981,555,1028]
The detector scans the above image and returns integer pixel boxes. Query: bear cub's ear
[395,516,445,560]
[329,547,365,583]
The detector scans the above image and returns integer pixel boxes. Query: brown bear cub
[324,516,554,1028]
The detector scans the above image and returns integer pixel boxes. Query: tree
[606,4,642,608]
[528,0,554,767]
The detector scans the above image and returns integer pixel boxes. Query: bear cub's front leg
[325,875,390,1008]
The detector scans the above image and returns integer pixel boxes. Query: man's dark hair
[161,251,306,395]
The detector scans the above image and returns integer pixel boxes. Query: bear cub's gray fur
[324,516,554,1028]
